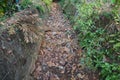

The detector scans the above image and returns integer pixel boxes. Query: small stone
[2,46,5,49]
[77,73,84,78]
[7,38,11,41]
[7,50,12,54]
[59,61,65,65]
[58,66,64,69]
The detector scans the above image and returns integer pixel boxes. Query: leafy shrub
[20,0,32,9]
[61,0,120,80]
[0,0,50,20]
[0,0,16,17]
[42,0,53,6]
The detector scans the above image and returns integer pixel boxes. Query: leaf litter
[33,2,98,80]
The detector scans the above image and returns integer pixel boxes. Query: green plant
[42,0,53,6]
[100,63,120,80]
[20,0,33,9]
[0,0,16,17]
[61,0,120,79]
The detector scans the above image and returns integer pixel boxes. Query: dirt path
[33,3,94,80]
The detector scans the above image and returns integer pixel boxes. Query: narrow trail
[33,3,93,80]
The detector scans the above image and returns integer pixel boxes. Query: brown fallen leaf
[47,61,56,67]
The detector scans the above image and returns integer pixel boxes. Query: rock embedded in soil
[0,9,44,80]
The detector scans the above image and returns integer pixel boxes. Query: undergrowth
[0,0,51,21]
[42,0,53,6]
[60,0,120,80]
[0,0,16,20]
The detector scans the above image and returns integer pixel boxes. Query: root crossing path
[33,3,93,80]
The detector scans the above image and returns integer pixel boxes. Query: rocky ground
[33,2,98,80]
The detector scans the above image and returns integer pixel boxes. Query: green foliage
[61,0,120,79]
[20,0,33,9]
[42,0,53,6]
[111,0,120,5]
[111,0,116,4]
[30,0,50,18]
[0,0,16,17]
[100,63,120,80]
[36,5,45,15]
[59,0,78,24]
[0,0,49,20]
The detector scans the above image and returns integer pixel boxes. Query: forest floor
[33,2,98,80]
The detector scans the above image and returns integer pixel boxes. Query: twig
[2,72,9,80]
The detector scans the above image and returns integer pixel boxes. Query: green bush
[0,0,49,20]
[20,0,32,9]
[0,0,16,17]
[42,0,53,6]
[61,0,120,80]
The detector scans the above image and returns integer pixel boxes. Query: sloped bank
[60,0,120,79]
[0,9,44,80]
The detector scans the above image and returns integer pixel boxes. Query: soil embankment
[0,9,43,80]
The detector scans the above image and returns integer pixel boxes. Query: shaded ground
[33,3,98,80]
